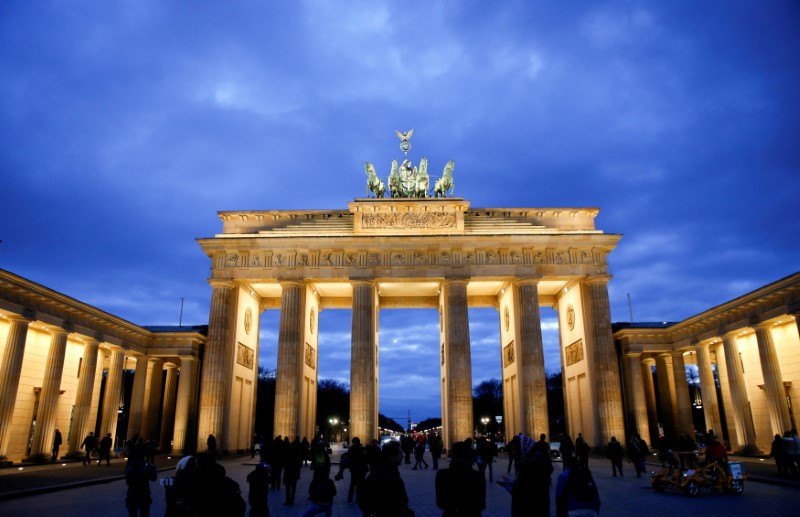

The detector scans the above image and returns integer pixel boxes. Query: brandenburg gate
[196,194,625,451]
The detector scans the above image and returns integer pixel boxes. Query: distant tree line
[254,367,566,440]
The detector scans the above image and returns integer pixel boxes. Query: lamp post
[481,417,490,436]
[329,417,339,443]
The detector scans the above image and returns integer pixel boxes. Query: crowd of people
[770,428,800,477]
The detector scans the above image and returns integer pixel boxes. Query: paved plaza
[0,446,798,517]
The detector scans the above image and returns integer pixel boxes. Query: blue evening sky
[1,1,798,422]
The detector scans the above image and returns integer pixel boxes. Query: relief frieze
[361,212,457,230]
[220,247,599,269]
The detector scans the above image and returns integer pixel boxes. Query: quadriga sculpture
[365,162,386,198]
[433,160,455,198]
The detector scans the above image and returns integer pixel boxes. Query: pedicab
[651,458,747,496]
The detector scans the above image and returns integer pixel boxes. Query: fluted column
[273,281,306,440]
[26,328,69,457]
[126,354,148,440]
[514,279,548,436]
[695,343,722,436]
[623,353,651,442]
[672,351,695,436]
[443,279,473,446]
[641,358,658,444]
[582,276,626,446]
[655,353,678,439]
[172,356,200,453]
[68,339,100,454]
[755,323,792,435]
[721,332,758,451]
[159,364,179,451]
[0,316,31,455]
[197,280,236,449]
[141,358,164,441]
[99,349,125,444]
[350,280,378,443]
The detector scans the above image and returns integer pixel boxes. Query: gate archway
[196,197,624,451]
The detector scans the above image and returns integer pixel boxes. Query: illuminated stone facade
[614,272,800,452]
[197,198,625,449]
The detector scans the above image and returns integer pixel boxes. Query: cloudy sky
[2,1,798,422]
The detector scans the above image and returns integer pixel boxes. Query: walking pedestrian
[358,441,411,517]
[81,432,96,465]
[124,447,158,517]
[247,456,271,517]
[628,434,650,478]
[575,433,590,469]
[412,434,429,470]
[429,432,443,470]
[555,458,601,517]
[606,436,624,477]
[512,434,554,517]
[283,438,303,505]
[51,429,62,461]
[98,432,113,466]
[301,468,337,517]
[435,441,485,516]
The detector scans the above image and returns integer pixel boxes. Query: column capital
[163,362,179,370]
[349,279,376,288]
[752,320,776,331]
[624,351,642,358]
[179,355,198,366]
[442,277,470,287]
[513,276,542,287]
[641,356,656,366]
[583,274,612,286]
[148,357,165,366]
[208,279,235,289]
[279,279,305,289]
[1,313,31,324]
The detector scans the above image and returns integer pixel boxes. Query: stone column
[641,358,658,443]
[197,280,236,449]
[159,364,179,451]
[623,353,651,442]
[443,279,473,446]
[273,281,306,440]
[582,276,626,446]
[99,349,125,445]
[654,353,678,439]
[721,332,758,452]
[754,323,792,435]
[141,358,164,441]
[68,339,100,454]
[350,280,378,443]
[172,356,200,454]
[28,328,68,457]
[695,343,722,436]
[671,351,695,437]
[514,279,548,436]
[126,354,148,440]
[0,315,30,456]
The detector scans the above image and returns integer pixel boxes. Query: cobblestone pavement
[0,448,798,516]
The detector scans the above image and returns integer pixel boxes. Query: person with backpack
[301,468,337,517]
[555,458,601,517]
[512,434,554,517]
[247,457,271,517]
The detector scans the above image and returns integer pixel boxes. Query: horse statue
[388,160,400,198]
[364,162,386,198]
[415,157,429,197]
[433,160,455,198]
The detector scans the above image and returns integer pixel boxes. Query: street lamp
[329,417,339,443]
[481,417,490,436]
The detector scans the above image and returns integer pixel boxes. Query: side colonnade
[0,269,206,462]
[616,272,800,453]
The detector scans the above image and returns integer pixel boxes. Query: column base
[733,445,763,456]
